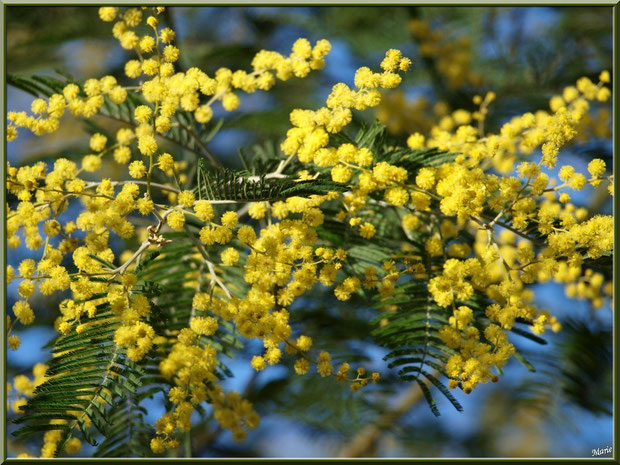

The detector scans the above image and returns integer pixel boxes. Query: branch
[174,118,220,167]
[107,210,172,279]
[337,374,436,458]
[182,225,232,299]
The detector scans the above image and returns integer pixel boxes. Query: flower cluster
[376,91,449,135]
[6,5,613,458]
[391,74,611,392]
[5,6,383,457]
[409,18,482,89]
[281,49,411,162]
[414,73,611,174]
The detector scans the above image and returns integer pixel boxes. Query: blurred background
[6,6,613,458]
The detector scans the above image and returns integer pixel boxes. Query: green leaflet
[367,227,463,416]
[416,381,440,417]
[7,73,67,98]
[195,162,347,202]
[12,234,243,456]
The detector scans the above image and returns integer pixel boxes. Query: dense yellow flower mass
[409,18,482,90]
[5,5,613,458]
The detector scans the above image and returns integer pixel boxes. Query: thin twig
[337,373,437,458]
[182,225,231,299]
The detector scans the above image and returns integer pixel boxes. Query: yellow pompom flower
[116,128,134,146]
[137,136,157,156]
[359,222,376,239]
[425,237,444,257]
[317,351,333,377]
[98,7,118,22]
[190,316,218,336]
[158,153,174,171]
[125,60,142,79]
[331,165,353,183]
[139,36,156,53]
[558,165,575,182]
[89,133,107,152]
[294,358,310,375]
[81,155,102,173]
[407,132,425,149]
[251,356,266,371]
[163,45,180,63]
[194,105,213,124]
[222,93,241,111]
[136,197,155,215]
[415,167,436,190]
[177,191,195,208]
[248,202,267,219]
[221,211,238,228]
[134,105,153,124]
[588,158,606,178]
[568,173,587,190]
[384,187,409,206]
[142,58,159,76]
[8,335,21,350]
[31,98,47,114]
[13,300,35,325]
[167,211,186,231]
[237,225,256,245]
[221,248,240,266]
[128,160,147,179]
[160,27,176,43]
[114,146,132,164]
[193,200,214,222]
[296,335,312,351]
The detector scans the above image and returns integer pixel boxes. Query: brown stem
[337,375,434,458]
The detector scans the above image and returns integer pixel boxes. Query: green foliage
[517,318,612,417]
[195,161,347,202]
[250,372,382,437]
[13,304,146,455]
[6,6,613,459]
[371,277,463,416]
[7,73,70,99]
[7,7,108,72]
[319,7,411,56]
[11,235,243,457]
[558,319,612,415]
[136,235,244,369]
[94,390,154,458]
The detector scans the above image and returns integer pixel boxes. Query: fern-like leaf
[195,162,346,202]
[12,231,246,456]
